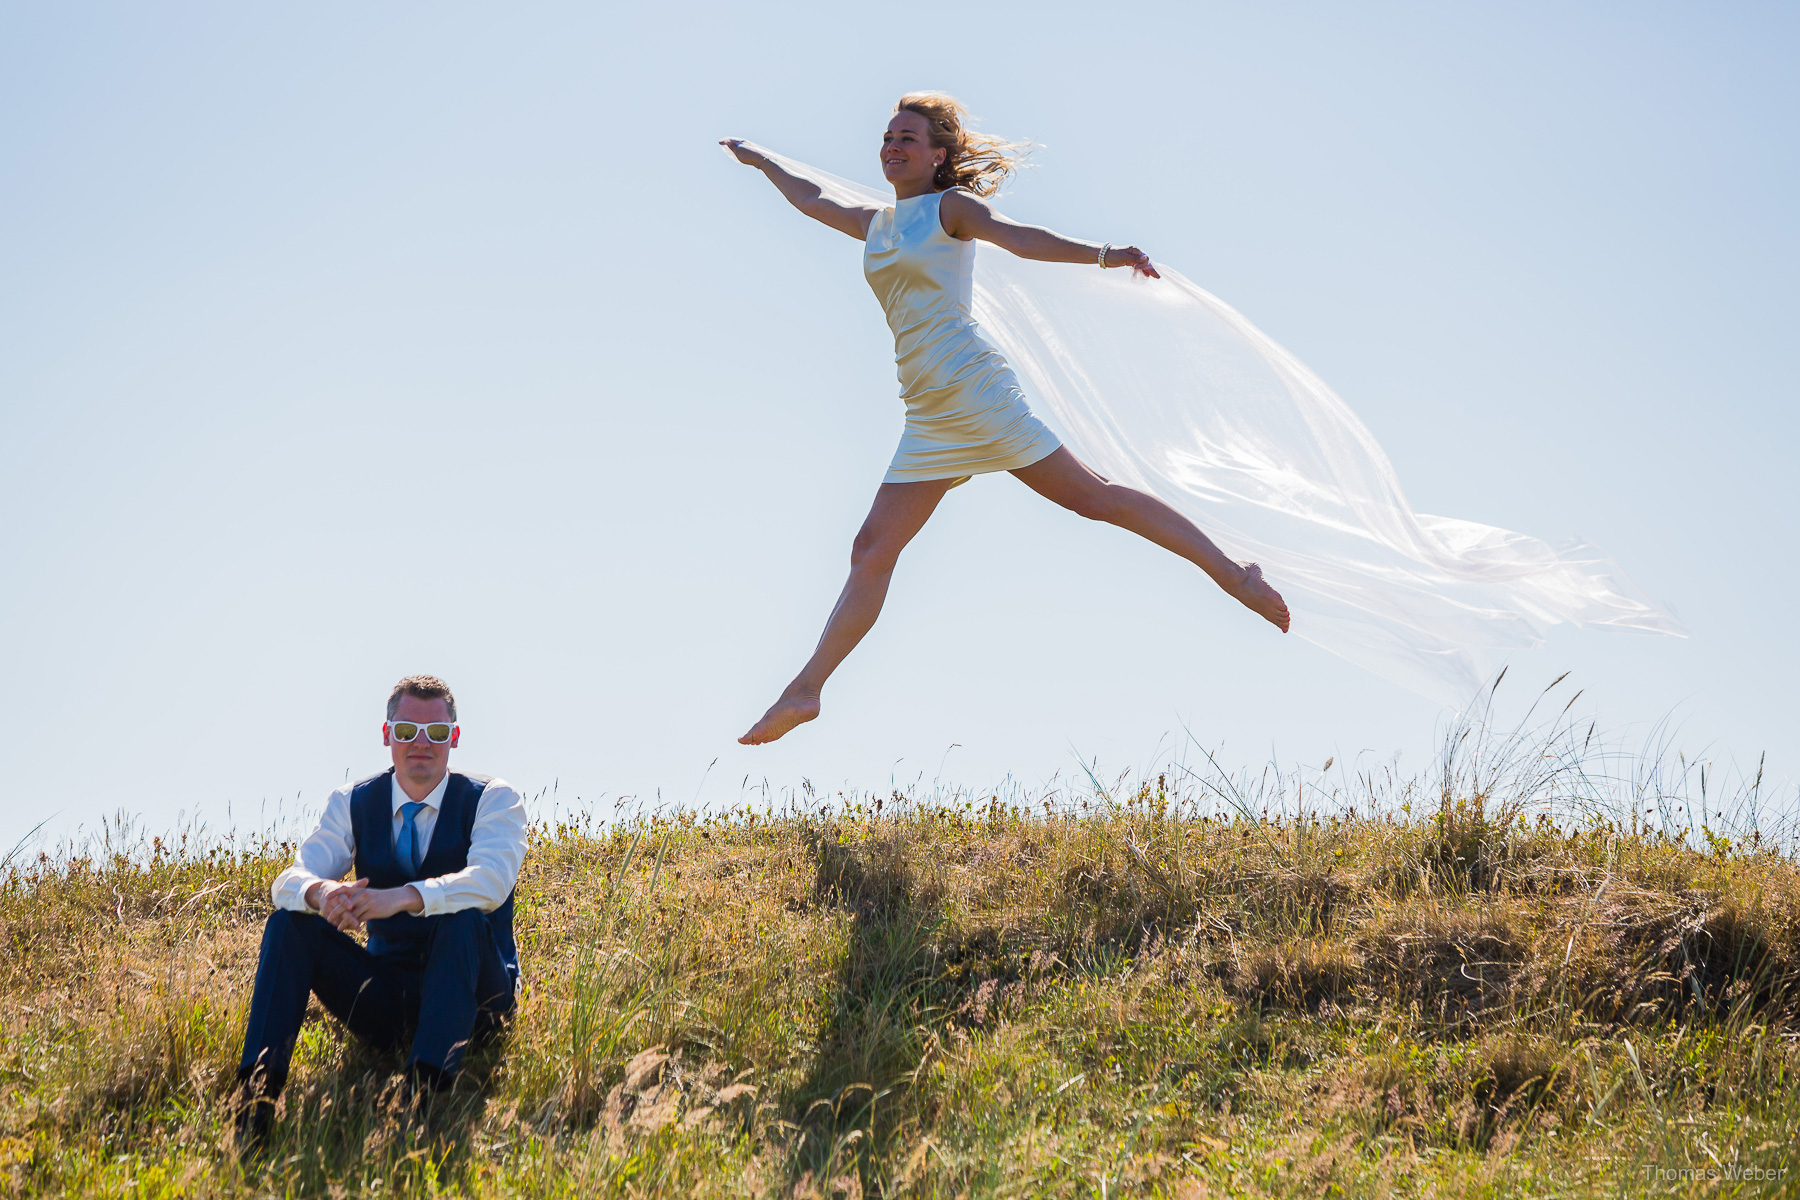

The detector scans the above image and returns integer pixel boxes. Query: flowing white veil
[751,148,1685,707]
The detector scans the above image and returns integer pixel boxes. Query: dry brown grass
[4,710,1800,1196]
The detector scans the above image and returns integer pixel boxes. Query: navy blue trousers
[237,907,516,1096]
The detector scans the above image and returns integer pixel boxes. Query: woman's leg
[1011,447,1290,631]
[740,478,960,745]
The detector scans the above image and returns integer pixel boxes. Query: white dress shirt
[271,771,528,917]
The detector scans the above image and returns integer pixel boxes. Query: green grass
[4,703,1799,1197]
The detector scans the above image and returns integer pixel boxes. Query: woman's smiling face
[880,110,943,191]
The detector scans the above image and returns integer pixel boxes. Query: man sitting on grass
[233,674,528,1146]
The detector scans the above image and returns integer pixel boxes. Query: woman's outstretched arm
[939,190,1161,278]
[721,139,884,241]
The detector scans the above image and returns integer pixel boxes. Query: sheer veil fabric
[749,148,1684,707]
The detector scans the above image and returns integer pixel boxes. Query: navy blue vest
[348,768,519,982]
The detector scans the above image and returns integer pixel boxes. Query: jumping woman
[723,93,1289,746]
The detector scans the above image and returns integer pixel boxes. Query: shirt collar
[392,769,451,812]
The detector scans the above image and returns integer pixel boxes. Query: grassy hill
[4,717,1799,1197]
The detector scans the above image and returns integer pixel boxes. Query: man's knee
[261,907,325,947]
[432,907,487,948]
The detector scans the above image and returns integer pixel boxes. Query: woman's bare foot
[739,685,822,745]
[1229,563,1290,632]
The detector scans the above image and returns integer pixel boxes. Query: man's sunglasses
[388,721,455,744]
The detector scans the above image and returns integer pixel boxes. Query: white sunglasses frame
[386,719,457,744]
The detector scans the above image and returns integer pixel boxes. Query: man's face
[384,694,459,789]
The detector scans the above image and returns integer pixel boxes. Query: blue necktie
[399,801,427,875]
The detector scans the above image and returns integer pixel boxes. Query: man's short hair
[387,675,457,721]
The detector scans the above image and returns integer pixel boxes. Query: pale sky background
[3,2,1795,852]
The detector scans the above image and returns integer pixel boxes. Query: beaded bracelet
[1098,243,1112,269]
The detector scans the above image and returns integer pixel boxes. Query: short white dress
[863,189,1062,484]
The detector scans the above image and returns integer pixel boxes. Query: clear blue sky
[3,2,1795,850]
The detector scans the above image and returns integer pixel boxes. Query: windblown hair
[895,92,1030,197]
[387,674,457,721]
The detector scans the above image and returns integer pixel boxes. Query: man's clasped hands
[303,877,426,933]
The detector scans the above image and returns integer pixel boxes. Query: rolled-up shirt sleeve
[410,779,528,916]
[271,783,357,911]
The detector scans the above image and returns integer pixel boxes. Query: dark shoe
[397,1062,460,1144]
[232,1095,275,1158]
[401,1062,454,1115]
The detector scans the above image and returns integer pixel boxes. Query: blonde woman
[723,93,1289,746]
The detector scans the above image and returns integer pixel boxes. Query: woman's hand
[721,139,880,240]
[1104,244,1161,279]
[939,193,1163,277]
[720,138,767,168]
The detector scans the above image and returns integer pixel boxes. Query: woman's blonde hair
[895,92,1029,197]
